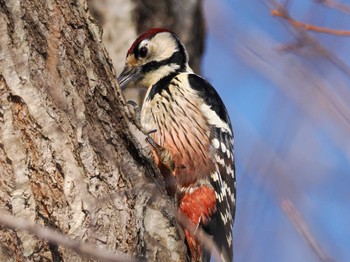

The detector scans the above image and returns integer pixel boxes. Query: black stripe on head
[142,49,187,74]
[141,32,188,73]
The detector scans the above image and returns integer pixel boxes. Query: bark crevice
[0,0,204,261]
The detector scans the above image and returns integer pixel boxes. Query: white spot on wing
[231,194,235,205]
[215,191,223,202]
[227,209,233,221]
[215,155,225,166]
[226,164,234,177]
[212,138,220,149]
[226,149,231,159]
[215,155,234,177]
[227,231,232,247]
[221,212,228,224]
[221,180,227,197]
[226,186,232,198]
[211,171,219,182]
[221,142,227,153]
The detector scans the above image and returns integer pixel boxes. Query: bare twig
[316,0,350,15]
[0,211,136,262]
[271,8,350,36]
[281,199,334,262]
[263,0,350,75]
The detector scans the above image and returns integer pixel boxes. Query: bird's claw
[146,135,175,172]
[127,100,152,135]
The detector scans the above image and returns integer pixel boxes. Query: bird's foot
[127,100,149,135]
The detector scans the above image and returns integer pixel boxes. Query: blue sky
[202,1,350,261]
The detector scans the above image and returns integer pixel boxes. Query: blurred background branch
[316,0,350,15]
[271,7,350,36]
[203,0,350,261]
[281,199,334,262]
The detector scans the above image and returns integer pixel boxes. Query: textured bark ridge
[0,0,188,261]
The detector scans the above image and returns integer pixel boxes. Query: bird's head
[117,28,190,90]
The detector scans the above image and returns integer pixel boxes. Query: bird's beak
[117,66,141,90]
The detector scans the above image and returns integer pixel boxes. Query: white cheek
[140,64,180,87]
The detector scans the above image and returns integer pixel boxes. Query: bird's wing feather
[187,74,236,262]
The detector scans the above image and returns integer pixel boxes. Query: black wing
[188,74,236,262]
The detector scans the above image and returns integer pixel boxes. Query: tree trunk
[0,0,204,261]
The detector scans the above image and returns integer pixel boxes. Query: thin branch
[281,199,334,262]
[265,0,350,75]
[316,0,350,15]
[262,0,350,76]
[0,211,136,262]
[271,8,350,36]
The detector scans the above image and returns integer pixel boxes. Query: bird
[117,28,236,262]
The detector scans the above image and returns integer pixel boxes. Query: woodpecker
[118,28,236,262]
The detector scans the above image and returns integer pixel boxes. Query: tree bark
[0,0,204,261]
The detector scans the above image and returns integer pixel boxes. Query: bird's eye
[139,46,148,58]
